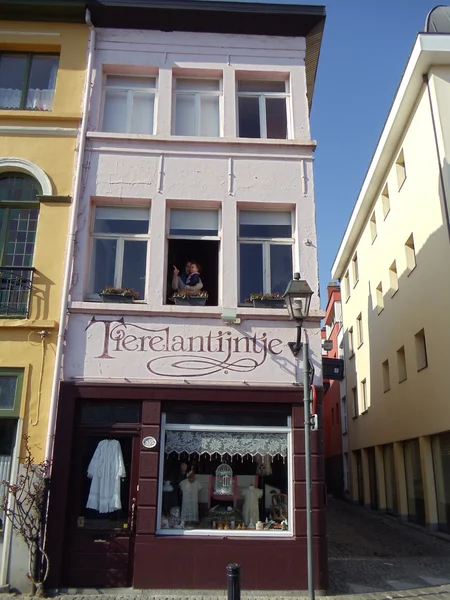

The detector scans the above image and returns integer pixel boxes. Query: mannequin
[242,484,263,525]
[179,471,203,523]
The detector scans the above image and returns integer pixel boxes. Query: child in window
[185,262,202,289]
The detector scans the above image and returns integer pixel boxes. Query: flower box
[100,293,134,303]
[252,298,285,309]
[172,296,207,306]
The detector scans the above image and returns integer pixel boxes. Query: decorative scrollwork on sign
[147,355,260,377]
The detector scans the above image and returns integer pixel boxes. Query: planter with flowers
[172,291,208,306]
[99,287,139,303]
[247,292,285,309]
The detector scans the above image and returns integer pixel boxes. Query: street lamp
[283,272,315,600]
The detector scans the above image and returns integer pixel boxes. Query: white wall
[67,27,322,385]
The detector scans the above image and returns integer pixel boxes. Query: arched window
[0,173,41,267]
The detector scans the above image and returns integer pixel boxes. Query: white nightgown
[179,478,203,522]
[243,485,263,525]
[86,439,126,513]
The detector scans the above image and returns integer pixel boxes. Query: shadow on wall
[32,270,54,321]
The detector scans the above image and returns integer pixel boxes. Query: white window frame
[341,396,348,434]
[236,79,291,139]
[156,412,293,537]
[88,206,151,300]
[173,77,223,137]
[238,210,294,303]
[101,74,157,134]
[167,207,221,241]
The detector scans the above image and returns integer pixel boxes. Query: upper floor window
[174,78,221,137]
[89,206,150,301]
[238,210,292,304]
[0,368,23,417]
[237,80,289,139]
[167,208,220,306]
[0,53,58,111]
[0,174,40,267]
[396,149,406,190]
[0,174,41,317]
[102,75,156,134]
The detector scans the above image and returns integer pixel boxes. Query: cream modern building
[331,7,450,532]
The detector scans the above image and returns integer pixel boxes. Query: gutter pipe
[44,8,95,465]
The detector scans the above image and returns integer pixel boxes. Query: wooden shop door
[64,431,140,588]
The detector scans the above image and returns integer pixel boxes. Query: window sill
[383,388,390,393]
[407,265,416,277]
[0,110,81,122]
[0,318,57,329]
[357,342,363,349]
[361,408,369,415]
[349,351,355,359]
[371,235,377,244]
[417,364,428,372]
[377,307,384,315]
[87,131,316,149]
[156,529,293,538]
[353,280,359,289]
[391,289,399,298]
[70,301,324,321]
[399,377,407,384]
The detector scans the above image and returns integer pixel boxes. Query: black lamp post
[283,272,315,600]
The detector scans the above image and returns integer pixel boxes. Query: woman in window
[172,261,203,293]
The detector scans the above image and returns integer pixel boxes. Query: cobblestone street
[4,498,450,600]
[327,499,450,595]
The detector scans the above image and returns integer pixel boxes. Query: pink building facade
[46,1,327,592]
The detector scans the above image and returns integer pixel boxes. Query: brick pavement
[2,498,450,600]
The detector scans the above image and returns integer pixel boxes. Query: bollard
[226,563,241,600]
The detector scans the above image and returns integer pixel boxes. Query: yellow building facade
[0,6,88,588]
[332,30,450,532]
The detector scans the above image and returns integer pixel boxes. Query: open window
[167,208,220,306]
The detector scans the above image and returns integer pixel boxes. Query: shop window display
[158,413,291,535]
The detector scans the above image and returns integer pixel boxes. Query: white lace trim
[164,431,287,459]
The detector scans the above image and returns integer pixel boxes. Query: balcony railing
[0,267,35,318]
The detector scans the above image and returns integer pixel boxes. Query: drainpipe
[423,73,450,240]
[44,9,96,465]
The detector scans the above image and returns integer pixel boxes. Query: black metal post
[304,341,315,600]
[227,563,241,600]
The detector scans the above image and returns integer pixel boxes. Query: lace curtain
[165,431,287,460]
[0,88,55,111]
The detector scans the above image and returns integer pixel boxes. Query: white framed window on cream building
[88,206,150,301]
[101,75,157,134]
[238,210,293,304]
[237,80,290,139]
[173,78,221,137]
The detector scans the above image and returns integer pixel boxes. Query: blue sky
[308,0,440,306]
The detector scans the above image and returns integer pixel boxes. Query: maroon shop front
[46,382,327,592]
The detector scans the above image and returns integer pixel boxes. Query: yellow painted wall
[0,22,88,460]
[341,71,450,453]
